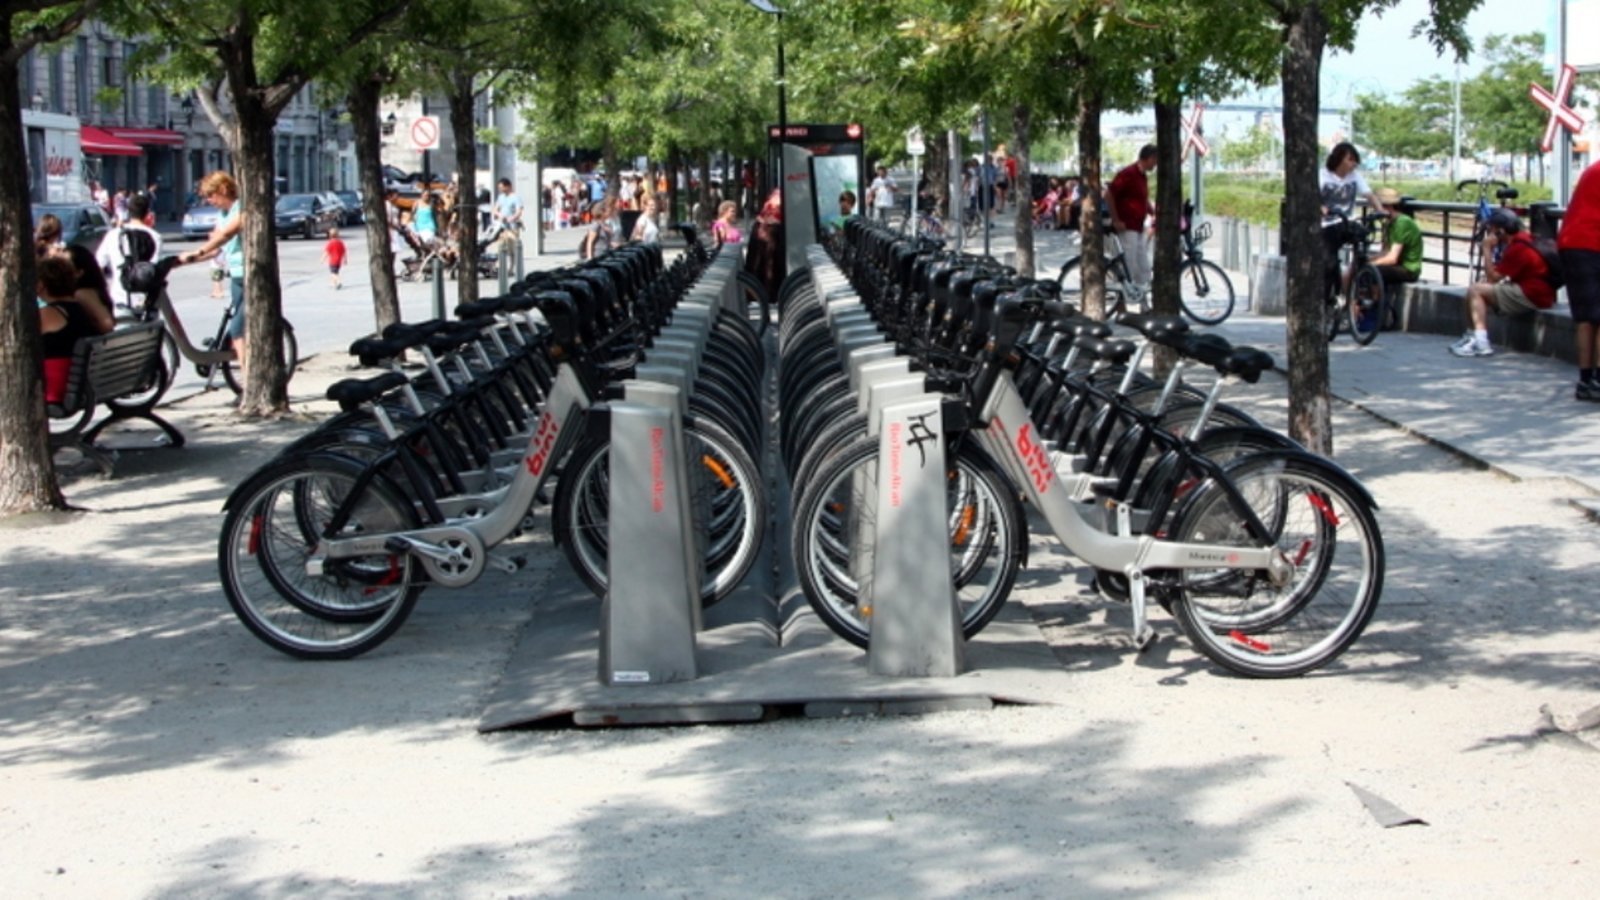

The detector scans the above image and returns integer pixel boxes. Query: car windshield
[277,196,314,213]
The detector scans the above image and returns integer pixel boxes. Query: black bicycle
[1455,174,1518,283]
[1324,211,1389,345]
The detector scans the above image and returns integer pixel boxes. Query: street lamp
[381,111,397,136]
[179,95,194,127]
[30,92,45,111]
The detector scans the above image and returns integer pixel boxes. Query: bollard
[514,236,525,281]
[431,257,446,320]
[497,243,510,295]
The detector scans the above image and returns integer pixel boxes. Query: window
[75,37,89,115]
[49,50,64,112]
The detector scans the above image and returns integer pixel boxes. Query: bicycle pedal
[486,553,524,574]
[1131,625,1155,652]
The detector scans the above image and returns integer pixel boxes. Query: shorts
[1376,265,1418,286]
[227,276,246,339]
[1561,248,1600,324]
[328,264,342,275]
[1489,280,1541,316]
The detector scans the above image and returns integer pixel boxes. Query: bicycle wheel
[1162,453,1384,678]
[218,454,423,659]
[1056,256,1082,294]
[1346,265,1385,346]
[1177,259,1236,325]
[791,437,1026,649]
[222,322,300,394]
[552,418,766,607]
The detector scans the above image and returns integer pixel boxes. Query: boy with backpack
[94,192,162,312]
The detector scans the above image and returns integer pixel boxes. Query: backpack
[1531,235,1565,290]
[118,228,160,295]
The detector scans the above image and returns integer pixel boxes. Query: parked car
[334,189,364,225]
[181,193,221,239]
[32,202,111,252]
[317,191,350,227]
[273,193,340,239]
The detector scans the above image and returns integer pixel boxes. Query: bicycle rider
[176,171,249,387]
[1319,142,1386,298]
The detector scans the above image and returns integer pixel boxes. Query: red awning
[80,125,143,157]
[105,127,185,147]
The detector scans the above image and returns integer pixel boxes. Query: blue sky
[1322,0,1557,95]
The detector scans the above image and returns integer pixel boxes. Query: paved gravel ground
[3,319,1598,898]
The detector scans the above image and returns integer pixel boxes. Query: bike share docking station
[481,249,1071,730]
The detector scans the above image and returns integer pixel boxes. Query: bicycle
[1056,207,1237,325]
[217,248,769,659]
[787,270,1383,677]
[1323,211,1389,345]
[1455,173,1518,283]
[118,256,300,398]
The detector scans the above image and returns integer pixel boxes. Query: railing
[1366,199,1567,287]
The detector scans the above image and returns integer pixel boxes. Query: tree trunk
[1077,92,1107,320]
[1151,99,1185,373]
[1282,2,1333,456]
[231,98,291,416]
[349,77,401,337]
[447,67,479,308]
[667,153,681,223]
[0,15,66,514]
[924,134,949,219]
[698,151,714,224]
[1012,103,1034,277]
[602,132,620,203]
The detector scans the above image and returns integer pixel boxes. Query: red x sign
[1530,64,1586,153]
[1183,103,1209,158]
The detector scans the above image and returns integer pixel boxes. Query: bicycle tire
[552,417,767,607]
[1178,259,1237,325]
[1347,265,1384,346]
[222,322,300,395]
[1162,453,1384,677]
[218,453,423,659]
[791,436,1026,649]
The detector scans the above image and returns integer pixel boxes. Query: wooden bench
[47,321,184,475]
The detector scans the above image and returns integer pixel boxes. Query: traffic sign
[1530,64,1585,154]
[410,115,441,152]
[906,127,925,157]
[1182,103,1209,159]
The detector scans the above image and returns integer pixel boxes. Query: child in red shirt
[322,227,347,290]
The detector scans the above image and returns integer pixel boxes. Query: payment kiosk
[767,122,868,271]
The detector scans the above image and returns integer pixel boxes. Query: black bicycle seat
[1118,312,1190,347]
[325,371,408,412]
[1182,332,1235,368]
[1051,316,1111,339]
[1496,187,1520,201]
[383,320,447,345]
[1073,335,1137,367]
[1222,347,1276,383]
[348,336,407,366]
[455,297,505,319]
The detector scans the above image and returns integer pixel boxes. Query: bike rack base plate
[479,561,1073,731]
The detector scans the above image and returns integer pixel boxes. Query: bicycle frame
[974,369,1287,580]
[147,286,235,368]
[308,363,592,581]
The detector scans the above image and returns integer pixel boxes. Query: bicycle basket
[1193,221,1213,244]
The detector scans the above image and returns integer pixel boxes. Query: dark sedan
[273,193,340,239]
[334,190,364,225]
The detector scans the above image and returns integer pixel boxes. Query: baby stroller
[444,220,503,280]
[395,225,448,282]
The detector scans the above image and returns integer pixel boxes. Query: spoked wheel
[1161,454,1384,678]
[552,418,767,607]
[218,455,423,659]
[1178,259,1237,325]
[791,438,1026,649]
[221,323,300,395]
[1346,265,1385,346]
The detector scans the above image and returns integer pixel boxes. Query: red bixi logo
[524,412,561,477]
[1015,422,1054,494]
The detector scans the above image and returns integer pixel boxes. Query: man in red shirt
[1559,159,1600,399]
[1107,144,1157,287]
[1450,208,1555,357]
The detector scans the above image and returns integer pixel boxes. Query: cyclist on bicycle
[1320,142,1386,295]
[1450,208,1556,358]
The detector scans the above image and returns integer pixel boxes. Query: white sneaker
[1449,337,1494,358]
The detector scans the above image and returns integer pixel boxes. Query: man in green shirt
[1367,187,1423,329]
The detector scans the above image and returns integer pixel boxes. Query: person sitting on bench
[38,255,108,404]
[1450,208,1556,358]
